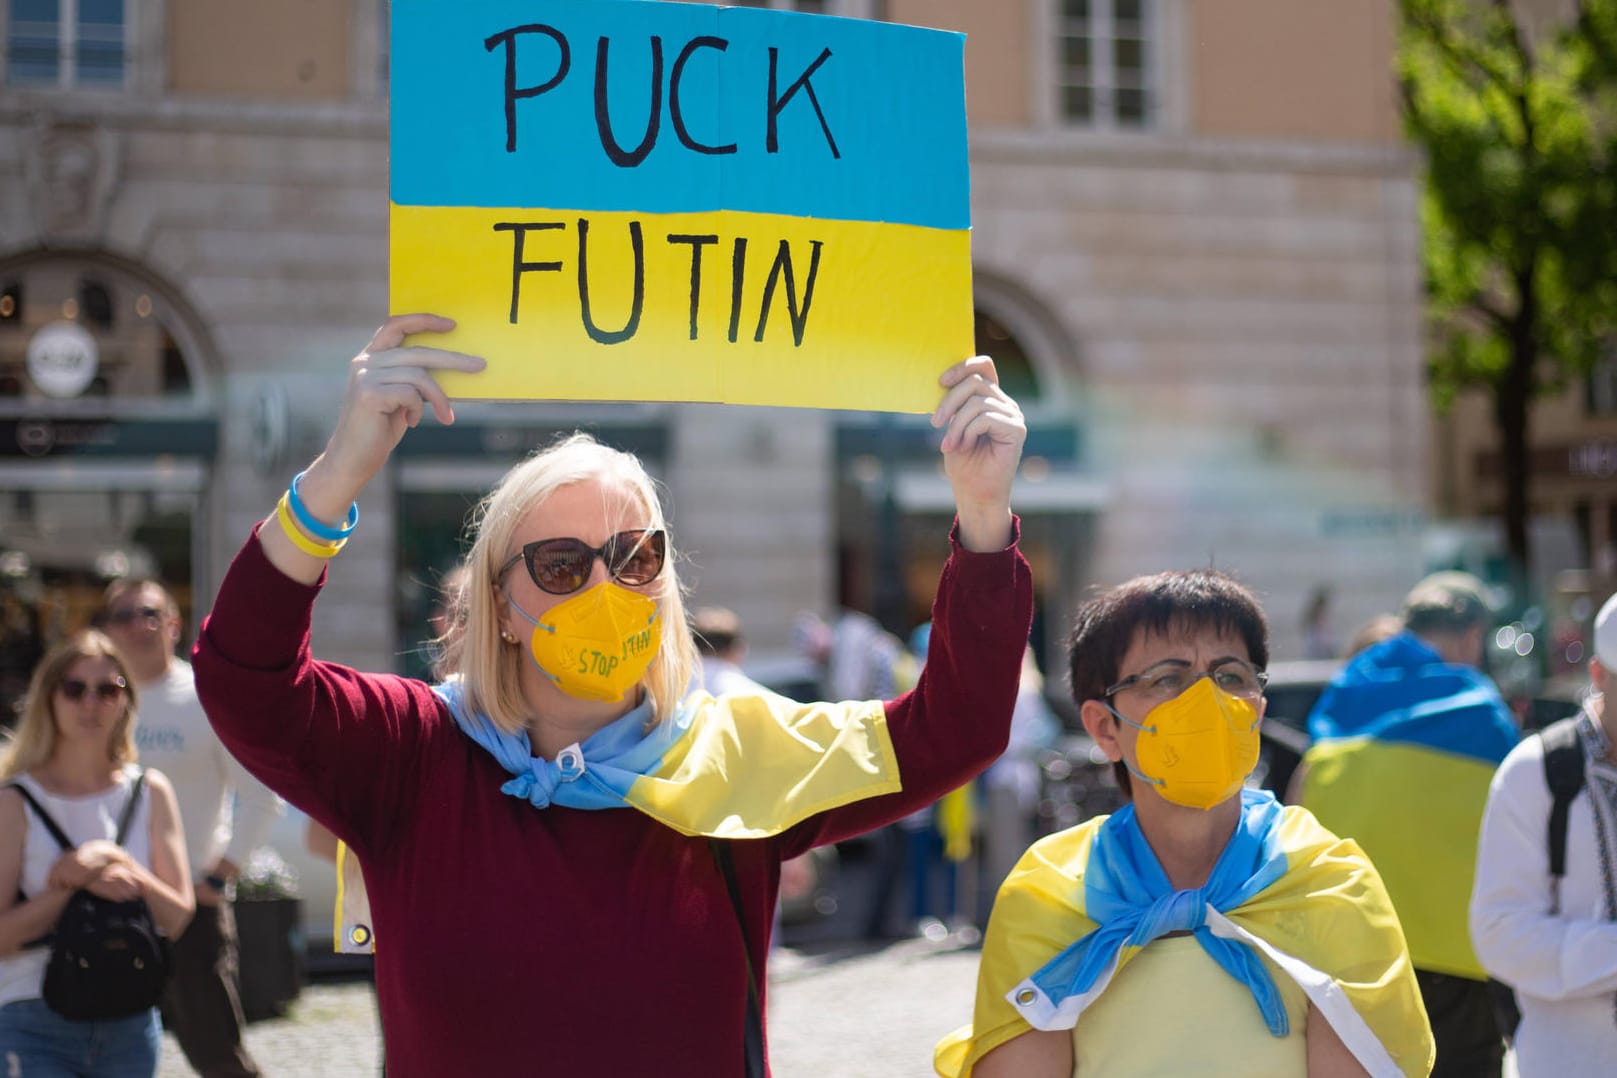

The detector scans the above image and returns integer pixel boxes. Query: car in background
[1250,654,1589,800]
[1252,658,1339,797]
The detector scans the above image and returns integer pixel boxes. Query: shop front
[0,252,215,722]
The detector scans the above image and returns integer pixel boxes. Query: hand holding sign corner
[390,0,972,413]
[321,314,485,497]
[933,356,1025,553]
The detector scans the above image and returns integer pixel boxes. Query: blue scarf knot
[1127,887,1206,945]
[435,682,693,813]
[497,742,591,807]
[1025,789,1294,1036]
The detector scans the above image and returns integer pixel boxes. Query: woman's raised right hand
[317,314,486,494]
[260,315,486,582]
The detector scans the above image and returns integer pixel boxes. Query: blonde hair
[2,630,139,779]
[441,433,698,734]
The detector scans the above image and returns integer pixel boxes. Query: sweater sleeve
[1470,739,1617,1001]
[191,525,445,861]
[779,518,1033,858]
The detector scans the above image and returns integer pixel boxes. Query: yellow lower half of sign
[390,203,974,413]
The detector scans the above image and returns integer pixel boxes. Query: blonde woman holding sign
[191,313,1032,1077]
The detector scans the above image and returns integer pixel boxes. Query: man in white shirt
[692,606,772,698]
[102,579,282,1078]
[1472,591,1617,1076]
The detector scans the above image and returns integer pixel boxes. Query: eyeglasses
[57,677,128,702]
[1103,659,1268,703]
[104,605,163,626]
[499,530,667,596]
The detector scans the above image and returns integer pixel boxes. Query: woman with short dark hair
[938,570,1435,1078]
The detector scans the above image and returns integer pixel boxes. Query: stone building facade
[0,0,1429,717]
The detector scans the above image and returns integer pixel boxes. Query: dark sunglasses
[499,529,667,596]
[57,677,127,702]
[104,605,163,626]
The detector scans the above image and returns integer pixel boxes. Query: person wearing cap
[1295,571,1520,1077]
[691,606,771,699]
[1470,592,1617,1075]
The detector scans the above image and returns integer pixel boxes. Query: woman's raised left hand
[932,356,1025,552]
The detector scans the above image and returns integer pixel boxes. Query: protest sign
[390,0,971,412]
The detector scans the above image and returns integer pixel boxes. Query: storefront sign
[1477,440,1617,481]
[26,321,99,398]
[389,0,972,413]
[1,418,218,459]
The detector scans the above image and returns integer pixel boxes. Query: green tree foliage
[1399,0,1617,592]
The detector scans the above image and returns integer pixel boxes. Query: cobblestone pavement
[159,933,1523,1077]
[158,937,981,1077]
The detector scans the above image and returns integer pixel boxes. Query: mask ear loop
[1104,702,1167,793]
[499,586,562,689]
[500,586,555,636]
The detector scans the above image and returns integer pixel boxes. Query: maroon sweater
[193,523,1031,1077]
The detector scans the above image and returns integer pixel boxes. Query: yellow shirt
[1073,935,1308,1076]
[934,804,1435,1078]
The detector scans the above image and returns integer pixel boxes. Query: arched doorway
[831,281,1096,685]
[0,251,218,722]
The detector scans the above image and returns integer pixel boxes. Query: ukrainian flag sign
[390,0,972,413]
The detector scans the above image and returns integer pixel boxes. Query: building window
[1057,0,1154,129]
[6,0,127,88]
[377,0,390,90]
[1588,354,1617,417]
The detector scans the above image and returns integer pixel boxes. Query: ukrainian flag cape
[1301,631,1517,978]
[335,682,898,952]
[935,792,1433,1078]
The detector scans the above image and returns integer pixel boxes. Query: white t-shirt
[1471,722,1617,1076]
[134,659,281,875]
[0,766,154,1008]
[698,656,770,699]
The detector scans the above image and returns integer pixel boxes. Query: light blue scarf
[435,682,693,811]
[1026,788,1294,1035]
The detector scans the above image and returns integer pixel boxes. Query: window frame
[1051,0,1160,132]
[3,0,133,91]
[1588,353,1617,417]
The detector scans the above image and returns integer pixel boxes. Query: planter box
[235,896,305,1023]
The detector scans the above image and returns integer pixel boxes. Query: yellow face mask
[509,582,661,703]
[1109,676,1262,811]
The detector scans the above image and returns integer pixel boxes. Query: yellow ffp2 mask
[1110,677,1262,811]
[509,582,661,703]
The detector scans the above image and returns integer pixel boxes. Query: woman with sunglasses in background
[0,630,194,1076]
[191,313,1032,1076]
[936,571,1436,1078]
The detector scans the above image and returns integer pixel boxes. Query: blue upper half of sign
[390,0,969,231]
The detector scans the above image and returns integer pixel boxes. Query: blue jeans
[0,999,159,1077]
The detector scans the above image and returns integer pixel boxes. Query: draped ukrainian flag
[935,791,1433,1078]
[335,684,899,951]
[1300,631,1518,979]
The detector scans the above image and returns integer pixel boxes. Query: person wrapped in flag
[936,570,1434,1078]
[1296,571,1519,1076]
[191,313,1032,1078]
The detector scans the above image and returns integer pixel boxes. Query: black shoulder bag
[710,839,766,1078]
[11,771,172,1021]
